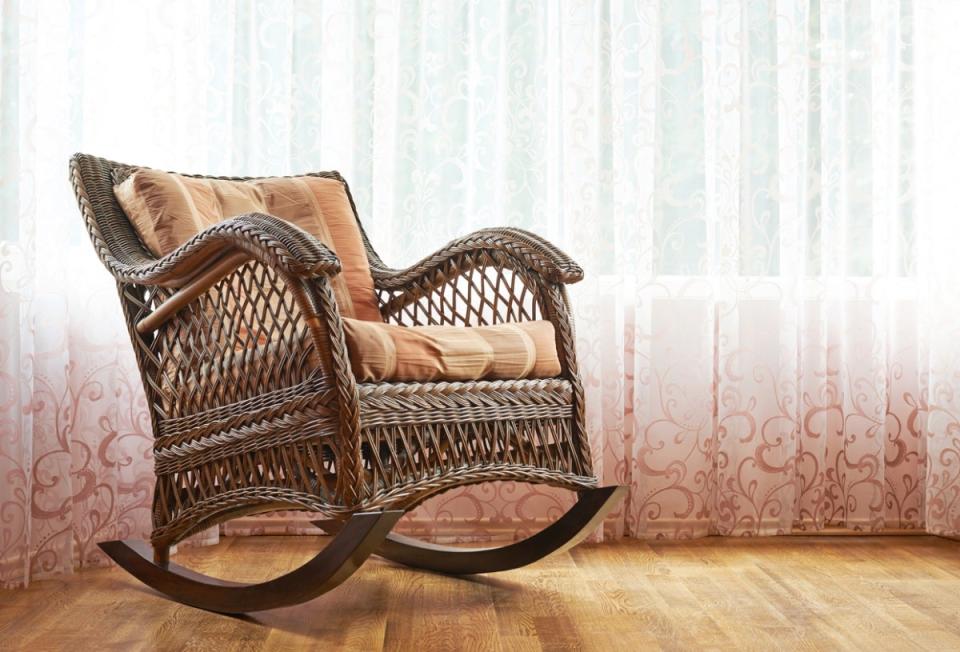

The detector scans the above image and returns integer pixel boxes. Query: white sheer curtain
[2,0,960,587]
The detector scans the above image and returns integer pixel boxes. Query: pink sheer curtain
[578,280,936,539]
[3,0,960,589]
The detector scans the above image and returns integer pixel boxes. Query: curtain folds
[2,0,959,588]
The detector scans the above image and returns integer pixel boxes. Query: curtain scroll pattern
[2,0,959,588]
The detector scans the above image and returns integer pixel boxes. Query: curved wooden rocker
[99,511,403,614]
[314,486,625,575]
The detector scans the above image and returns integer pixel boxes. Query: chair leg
[153,545,169,567]
[99,510,403,613]
[314,485,626,575]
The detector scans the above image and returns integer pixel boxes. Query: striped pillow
[113,169,381,322]
[342,318,562,382]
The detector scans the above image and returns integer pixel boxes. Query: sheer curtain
[2,0,960,587]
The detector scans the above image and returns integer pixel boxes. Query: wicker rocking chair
[70,153,624,613]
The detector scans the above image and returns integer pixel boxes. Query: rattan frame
[70,153,597,555]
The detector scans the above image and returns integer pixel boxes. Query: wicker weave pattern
[70,153,595,549]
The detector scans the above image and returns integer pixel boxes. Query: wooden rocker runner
[70,153,625,614]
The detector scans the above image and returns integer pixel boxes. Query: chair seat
[342,318,562,383]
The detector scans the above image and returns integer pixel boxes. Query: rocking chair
[70,153,624,613]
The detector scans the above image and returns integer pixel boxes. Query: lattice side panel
[356,380,579,500]
[117,261,345,542]
[378,250,544,326]
[148,261,319,420]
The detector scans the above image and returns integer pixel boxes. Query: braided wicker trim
[156,376,335,445]
[150,489,332,545]
[120,213,341,283]
[360,404,571,427]
[357,378,573,426]
[151,463,597,547]
[364,464,597,512]
[370,228,584,287]
[154,409,338,474]
[357,377,572,400]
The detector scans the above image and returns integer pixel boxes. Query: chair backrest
[68,153,388,284]
[70,153,161,276]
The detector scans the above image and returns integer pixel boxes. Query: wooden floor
[2,535,959,651]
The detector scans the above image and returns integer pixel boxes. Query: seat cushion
[342,318,563,382]
[113,169,381,321]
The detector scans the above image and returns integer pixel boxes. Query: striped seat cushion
[113,169,381,321]
[342,318,562,382]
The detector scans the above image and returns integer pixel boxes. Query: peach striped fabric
[113,169,381,321]
[342,318,562,382]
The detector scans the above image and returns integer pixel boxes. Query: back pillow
[113,169,381,322]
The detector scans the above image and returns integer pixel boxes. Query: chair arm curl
[103,213,342,288]
[370,227,583,289]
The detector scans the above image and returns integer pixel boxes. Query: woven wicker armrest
[104,213,342,288]
[371,227,584,289]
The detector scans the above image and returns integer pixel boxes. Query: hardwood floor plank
[0,535,958,651]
